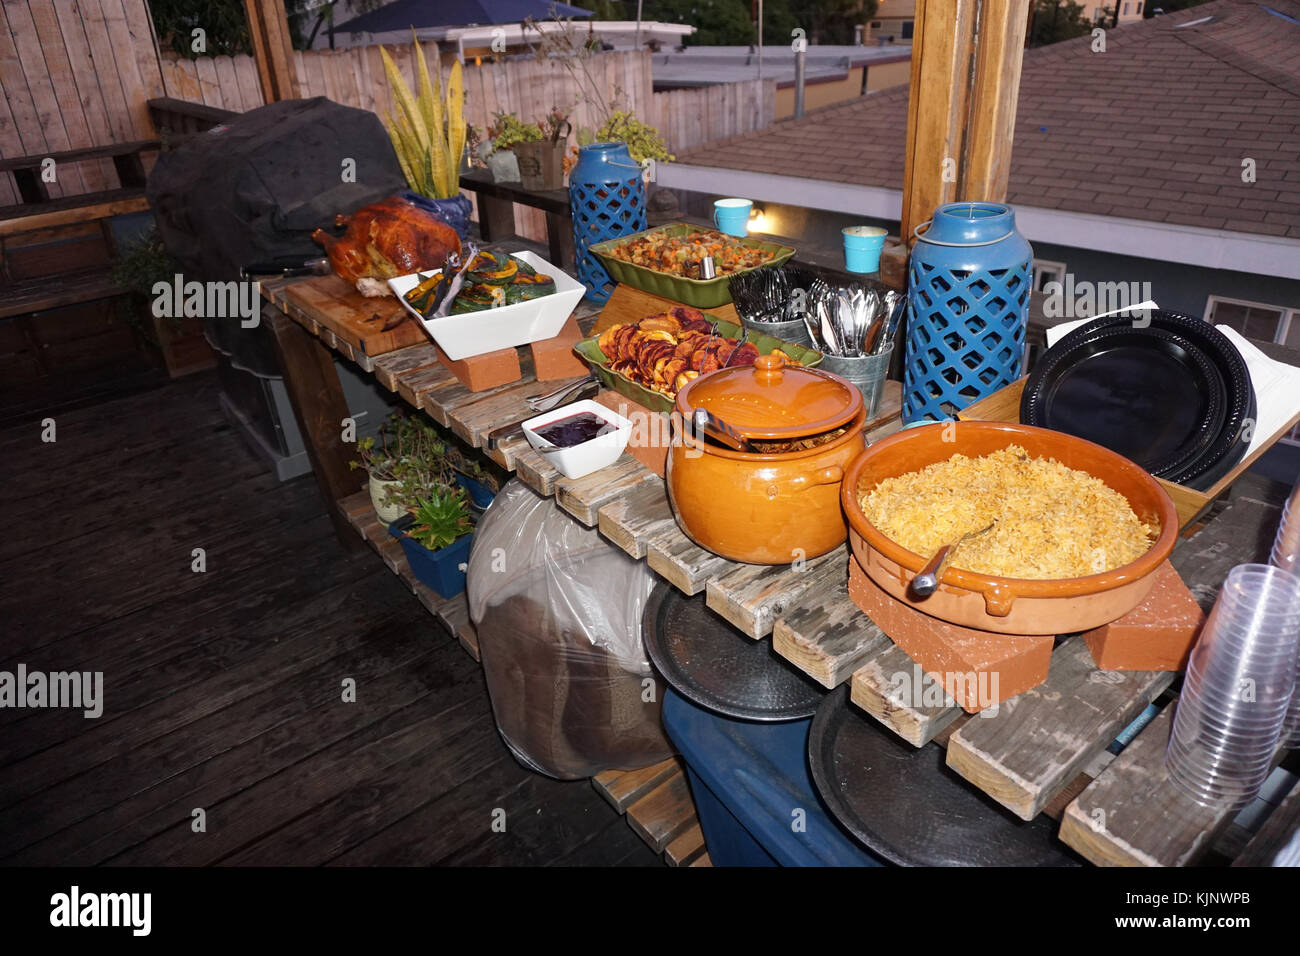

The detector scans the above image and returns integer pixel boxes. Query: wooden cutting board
[591,284,740,335]
[279,274,427,357]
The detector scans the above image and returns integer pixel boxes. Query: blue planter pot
[569,142,646,304]
[387,526,474,598]
[454,473,496,510]
[904,201,1033,423]
[402,190,473,241]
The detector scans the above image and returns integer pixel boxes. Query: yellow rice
[860,445,1157,580]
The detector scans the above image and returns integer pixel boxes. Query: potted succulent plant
[515,108,571,191]
[350,432,405,523]
[387,487,475,598]
[484,112,542,183]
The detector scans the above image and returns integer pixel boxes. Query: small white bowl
[522,400,632,480]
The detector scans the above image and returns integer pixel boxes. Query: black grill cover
[147,97,407,375]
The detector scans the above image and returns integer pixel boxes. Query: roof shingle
[676,0,1300,240]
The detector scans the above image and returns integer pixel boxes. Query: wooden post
[244,0,300,103]
[268,310,366,551]
[899,0,1031,246]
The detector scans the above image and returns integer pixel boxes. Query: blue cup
[712,198,752,237]
[843,225,888,273]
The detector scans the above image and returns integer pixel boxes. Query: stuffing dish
[606,228,777,278]
[859,445,1157,579]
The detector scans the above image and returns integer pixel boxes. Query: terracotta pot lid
[676,353,863,439]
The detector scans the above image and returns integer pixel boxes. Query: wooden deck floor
[0,371,661,866]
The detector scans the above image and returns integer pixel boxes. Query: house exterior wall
[771,58,911,117]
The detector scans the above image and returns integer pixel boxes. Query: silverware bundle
[728,266,818,323]
[804,279,903,357]
[729,265,904,358]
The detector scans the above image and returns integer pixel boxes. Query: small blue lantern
[569,142,647,303]
[904,201,1033,423]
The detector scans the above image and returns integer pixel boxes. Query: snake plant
[380,32,466,199]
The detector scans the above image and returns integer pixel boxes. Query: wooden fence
[0,0,165,206]
[2,2,774,228]
[158,45,773,156]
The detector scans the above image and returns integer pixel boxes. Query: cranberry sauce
[534,411,616,447]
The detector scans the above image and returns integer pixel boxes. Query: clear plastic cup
[1269,486,1300,747]
[1165,563,1300,808]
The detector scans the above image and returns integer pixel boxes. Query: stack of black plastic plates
[807,688,1083,866]
[1021,310,1255,491]
[642,583,825,721]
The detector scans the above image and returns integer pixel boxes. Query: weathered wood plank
[420,356,534,432]
[596,479,676,559]
[1060,705,1239,867]
[945,638,1172,820]
[592,758,681,813]
[1232,777,1300,867]
[372,344,441,393]
[706,546,847,640]
[555,456,658,526]
[511,444,562,497]
[395,364,455,412]
[484,431,534,472]
[664,822,708,867]
[646,525,737,596]
[850,644,961,747]
[624,773,695,853]
[435,592,480,662]
[443,373,548,448]
[771,557,889,688]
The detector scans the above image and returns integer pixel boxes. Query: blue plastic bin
[661,689,884,867]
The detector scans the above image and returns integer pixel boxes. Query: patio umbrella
[335,0,593,34]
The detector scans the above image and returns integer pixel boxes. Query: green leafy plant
[110,227,182,343]
[588,110,674,164]
[380,32,466,199]
[489,112,543,151]
[350,412,458,509]
[407,488,473,551]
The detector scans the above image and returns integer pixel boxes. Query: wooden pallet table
[264,253,1299,868]
[592,758,712,867]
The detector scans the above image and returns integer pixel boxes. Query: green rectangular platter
[588,223,796,309]
[573,317,823,415]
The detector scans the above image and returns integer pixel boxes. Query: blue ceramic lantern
[904,201,1033,423]
[569,142,647,303]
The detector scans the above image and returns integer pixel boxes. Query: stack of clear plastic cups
[1270,479,1300,747]
[1165,563,1300,808]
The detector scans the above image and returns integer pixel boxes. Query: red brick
[435,344,521,392]
[594,390,669,478]
[1082,561,1205,672]
[529,316,588,382]
[847,559,1054,713]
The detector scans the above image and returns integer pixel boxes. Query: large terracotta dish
[840,421,1179,635]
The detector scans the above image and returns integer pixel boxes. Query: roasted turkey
[312,196,460,297]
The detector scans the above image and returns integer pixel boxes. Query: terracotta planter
[515,140,566,190]
[840,421,1180,634]
[667,353,866,564]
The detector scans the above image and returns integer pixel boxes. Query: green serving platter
[573,317,822,415]
[588,223,796,309]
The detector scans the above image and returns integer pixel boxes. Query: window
[1205,296,1300,444]
[901,20,914,39]
[1137,1,1144,13]
[871,21,881,28]
[1032,259,1068,293]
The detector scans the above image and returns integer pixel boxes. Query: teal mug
[843,225,888,273]
[712,198,752,237]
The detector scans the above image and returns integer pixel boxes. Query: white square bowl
[388,250,585,361]
[521,399,632,480]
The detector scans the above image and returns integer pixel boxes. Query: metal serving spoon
[910,522,996,597]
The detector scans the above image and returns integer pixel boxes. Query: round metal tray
[807,687,1083,866]
[642,583,825,722]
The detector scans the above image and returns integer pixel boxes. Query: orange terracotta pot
[668,353,866,564]
[840,421,1179,634]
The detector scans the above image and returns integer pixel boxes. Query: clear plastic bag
[467,480,674,779]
